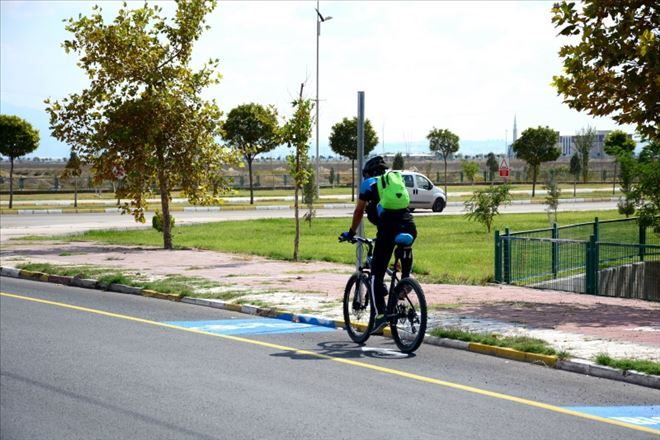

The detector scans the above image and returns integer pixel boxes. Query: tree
[461,160,479,184]
[427,127,459,195]
[392,152,405,170]
[45,1,237,250]
[282,84,314,260]
[631,141,659,231]
[486,152,499,181]
[62,150,82,208]
[616,152,636,217]
[302,164,317,227]
[569,152,581,197]
[543,169,561,223]
[573,126,596,183]
[512,126,560,197]
[0,114,39,209]
[328,117,378,201]
[604,130,636,195]
[222,103,280,204]
[552,1,659,141]
[464,184,512,233]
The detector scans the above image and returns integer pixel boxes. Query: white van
[401,171,447,212]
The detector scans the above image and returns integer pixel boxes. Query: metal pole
[315,0,320,197]
[356,91,365,268]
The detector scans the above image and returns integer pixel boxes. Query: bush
[152,210,175,232]
[464,184,512,232]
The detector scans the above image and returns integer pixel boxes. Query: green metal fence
[494,217,660,301]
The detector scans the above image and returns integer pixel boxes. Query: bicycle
[339,234,427,353]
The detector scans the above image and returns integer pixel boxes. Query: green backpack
[376,171,410,210]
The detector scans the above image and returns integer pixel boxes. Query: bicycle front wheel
[343,272,374,344]
[390,278,427,353]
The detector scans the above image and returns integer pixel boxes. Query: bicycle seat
[394,233,414,246]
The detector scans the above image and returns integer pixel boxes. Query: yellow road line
[1,291,657,436]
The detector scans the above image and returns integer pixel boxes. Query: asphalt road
[1,277,657,440]
[0,200,618,241]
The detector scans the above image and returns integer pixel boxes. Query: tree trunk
[351,159,355,202]
[157,166,173,250]
[74,176,79,208]
[293,151,300,261]
[531,165,537,197]
[294,184,300,261]
[9,157,14,209]
[582,155,589,184]
[573,176,576,197]
[612,160,617,195]
[443,156,448,196]
[247,156,254,205]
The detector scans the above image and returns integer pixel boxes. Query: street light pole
[315,0,332,197]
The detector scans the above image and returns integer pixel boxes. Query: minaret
[508,115,518,158]
[513,115,518,144]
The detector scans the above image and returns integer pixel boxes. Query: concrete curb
[1,267,657,389]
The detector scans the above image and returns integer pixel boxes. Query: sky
[0,0,636,159]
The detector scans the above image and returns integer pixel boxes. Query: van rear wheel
[432,198,445,212]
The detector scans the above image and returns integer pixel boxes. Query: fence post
[585,237,593,294]
[552,223,558,279]
[503,228,511,284]
[593,216,600,241]
[585,235,599,295]
[639,222,646,262]
[494,230,502,283]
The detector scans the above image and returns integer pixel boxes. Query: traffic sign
[499,159,509,177]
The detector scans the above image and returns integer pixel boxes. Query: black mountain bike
[339,235,427,353]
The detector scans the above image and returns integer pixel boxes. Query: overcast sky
[0,0,634,158]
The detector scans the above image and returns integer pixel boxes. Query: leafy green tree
[45,1,237,250]
[604,130,636,195]
[543,169,561,223]
[464,184,512,233]
[427,127,459,195]
[486,152,499,181]
[62,151,82,208]
[461,160,479,183]
[616,153,636,217]
[328,167,335,187]
[328,117,378,201]
[222,103,280,204]
[302,164,317,227]
[512,126,560,197]
[631,141,659,231]
[573,126,596,183]
[0,114,39,209]
[282,85,314,260]
[392,152,405,170]
[569,152,581,197]
[552,1,659,141]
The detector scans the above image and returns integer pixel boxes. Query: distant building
[558,130,623,159]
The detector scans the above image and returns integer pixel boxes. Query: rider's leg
[395,245,414,279]
[371,230,396,316]
[397,219,417,279]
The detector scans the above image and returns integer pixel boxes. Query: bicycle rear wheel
[390,278,427,353]
[343,272,374,344]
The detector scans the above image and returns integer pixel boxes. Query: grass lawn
[55,210,626,284]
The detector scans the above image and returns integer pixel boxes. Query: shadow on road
[270,340,415,361]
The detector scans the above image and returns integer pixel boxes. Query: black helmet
[362,156,387,178]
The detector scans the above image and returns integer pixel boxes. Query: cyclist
[340,156,417,334]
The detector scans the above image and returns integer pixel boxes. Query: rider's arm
[349,199,367,234]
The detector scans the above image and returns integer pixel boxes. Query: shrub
[152,210,175,233]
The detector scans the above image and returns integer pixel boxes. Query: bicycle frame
[349,236,402,299]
